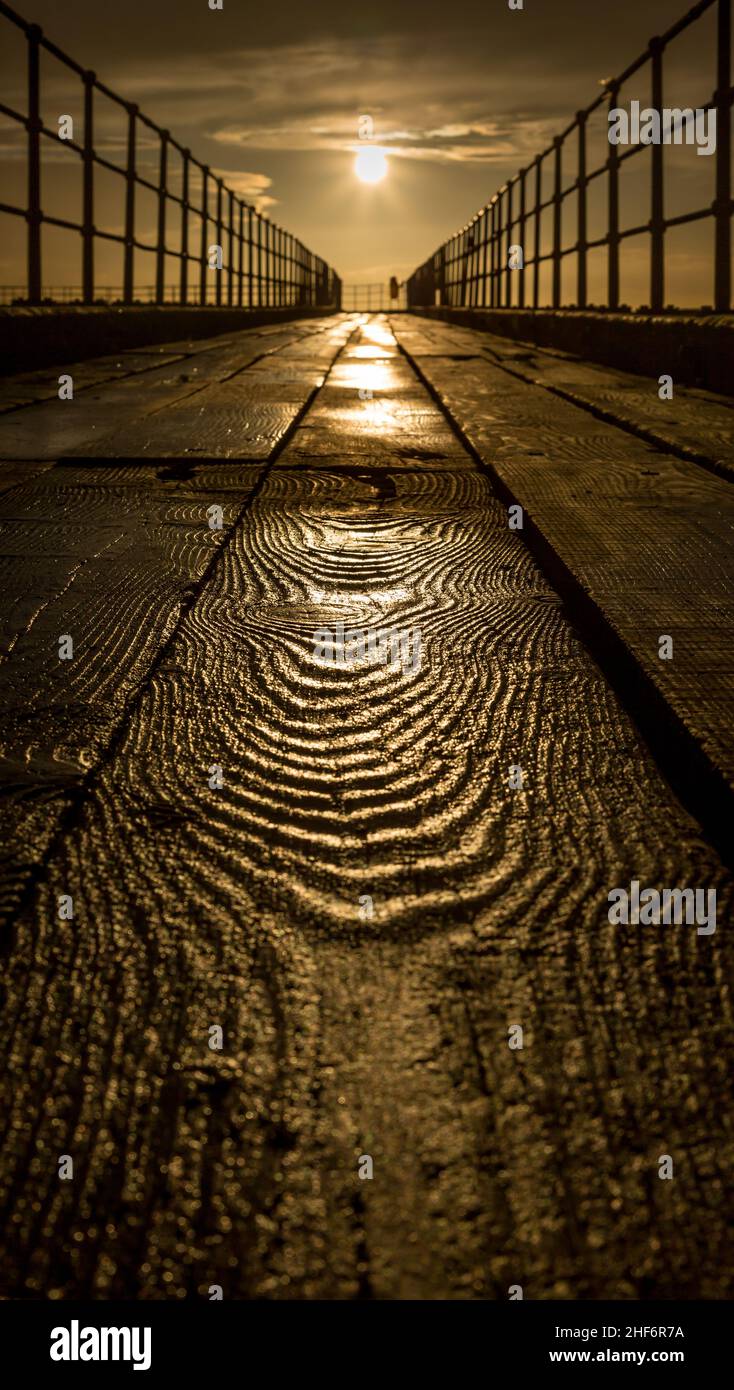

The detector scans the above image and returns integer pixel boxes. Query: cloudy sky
[0,0,723,303]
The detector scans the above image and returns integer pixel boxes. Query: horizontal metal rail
[407,0,732,314]
[0,0,341,309]
[340,282,407,310]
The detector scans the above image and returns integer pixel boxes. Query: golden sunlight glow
[354,147,388,184]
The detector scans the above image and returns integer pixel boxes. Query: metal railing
[408,0,732,314]
[0,1,341,309]
[340,282,407,311]
[0,284,285,305]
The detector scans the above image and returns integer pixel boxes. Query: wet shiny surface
[0,315,732,1299]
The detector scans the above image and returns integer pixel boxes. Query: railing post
[237,200,243,307]
[492,198,497,307]
[227,187,234,306]
[518,169,526,309]
[650,37,665,312]
[180,149,189,304]
[485,203,491,307]
[552,138,562,308]
[215,177,223,306]
[493,213,498,310]
[499,193,506,306]
[714,0,731,310]
[490,198,498,306]
[82,71,95,304]
[607,84,620,310]
[123,103,137,304]
[505,181,513,307]
[533,158,541,308]
[248,207,254,308]
[256,213,263,306]
[576,112,587,308]
[481,206,489,307]
[155,130,168,304]
[26,23,42,304]
[199,165,208,304]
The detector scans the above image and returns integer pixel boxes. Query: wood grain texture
[392,316,734,816]
[0,351,188,415]
[0,319,348,461]
[68,324,358,462]
[0,318,354,925]
[1,316,731,1301]
[477,331,734,482]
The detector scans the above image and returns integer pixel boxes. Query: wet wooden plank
[0,364,215,461]
[48,460,267,491]
[1,316,731,1303]
[0,476,251,922]
[278,338,469,466]
[73,396,308,462]
[392,316,734,816]
[483,333,734,482]
[395,317,734,479]
[68,320,357,462]
[0,350,190,414]
[0,315,344,414]
[0,317,352,922]
[0,318,349,461]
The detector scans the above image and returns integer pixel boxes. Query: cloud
[210,169,277,210]
[202,40,563,167]
[0,33,574,172]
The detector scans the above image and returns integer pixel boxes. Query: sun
[354,147,388,184]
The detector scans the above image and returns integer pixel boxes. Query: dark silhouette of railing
[0,284,207,306]
[341,282,407,311]
[0,1,341,309]
[408,0,732,315]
